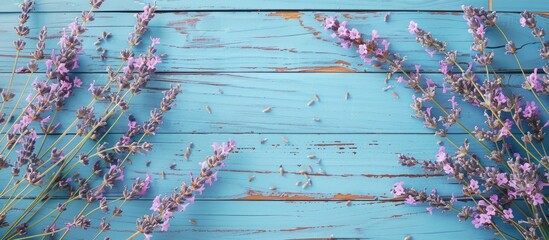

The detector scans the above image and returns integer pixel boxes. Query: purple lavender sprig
[409,11,548,169]
[0,0,34,124]
[131,140,236,240]
[37,81,181,239]
[128,2,157,47]
[519,11,549,96]
[324,10,548,239]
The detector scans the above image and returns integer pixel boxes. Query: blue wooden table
[1,1,547,239]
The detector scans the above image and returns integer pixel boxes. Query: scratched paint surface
[0,1,543,239]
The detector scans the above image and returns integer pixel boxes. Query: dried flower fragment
[184,142,193,161]
[101,31,110,39]
[302,179,311,189]
[169,162,176,170]
[318,168,325,174]
[382,85,393,92]
[384,13,390,22]
[385,72,392,83]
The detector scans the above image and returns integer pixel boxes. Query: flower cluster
[134,140,236,240]
[0,1,237,239]
[325,5,548,239]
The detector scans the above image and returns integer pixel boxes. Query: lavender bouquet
[0,1,236,239]
[325,6,548,240]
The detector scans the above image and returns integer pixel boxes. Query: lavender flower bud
[23,167,43,186]
[160,84,181,113]
[0,155,9,170]
[532,27,545,38]
[27,60,38,72]
[520,11,536,28]
[113,207,123,216]
[82,10,95,22]
[93,160,102,175]
[0,213,8,228]
[85,190,103,203]
[457,206,474,221]
[79,153,89,165]
[540,45,549,60]
[89,0,105,8]
[141,142,153,152]
[100,197,109,213]
[13,39,26,51]
[72,215,91,230]
[100,217,111,231]
[31,26,47,59]
[103,164,124,188]
[14,25,30,37]
[135,215,157,236]
[120,49,134,61]
[473,52,494,66]
[15,222,28,235]
[398,154,419,167]
[43,224,58,238]
[504,41,516,55]
[11,166,20,176]
[57,203,67,212]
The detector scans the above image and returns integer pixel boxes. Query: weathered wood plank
[0,73,545,134]
[2,199,501,239]
[0,133,500,200]
[0,12,546,73]
[2,0,488,12]
[493,1,549,12]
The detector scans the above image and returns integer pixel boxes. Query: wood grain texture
[0,133,489,199]
[2,199,499,240]
[0,11,547,73]
[492,1,549,12]
[2,1,546,239]
[1,73,545,135]
[2,0,488,12]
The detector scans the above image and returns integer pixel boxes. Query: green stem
[11,228,66,240]
[0,50,21,116]
[36,109,58,156]
[494,24,549,115]
[1,71,34,131]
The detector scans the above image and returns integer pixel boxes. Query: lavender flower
[128,3,157,46]
[134,140,236,239]
[325,8,548,239]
